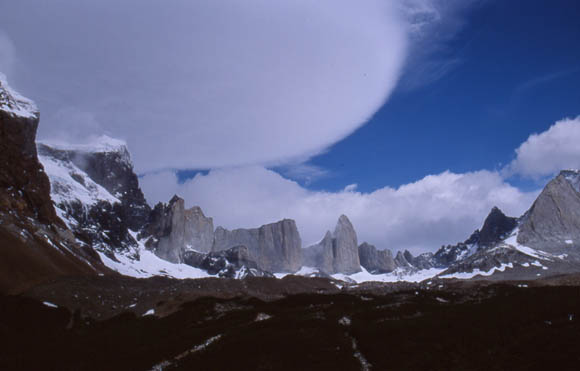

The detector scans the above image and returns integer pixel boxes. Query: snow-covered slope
[38,144,120,211]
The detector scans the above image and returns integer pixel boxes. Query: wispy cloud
[0,31,15,77]
[272,163,331,186]
[512,68,580,99]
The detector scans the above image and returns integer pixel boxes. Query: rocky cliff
[303,215,361,274]
[358,242,396,273]
[518,170,580,256]
[213,219,302,273]
[37,136,151,256]
[0,74,104,293]
[142,195,214,263]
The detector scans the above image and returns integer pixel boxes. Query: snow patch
[143,309,155,316]
[38,151,120,208]
[502,229,555,261]
[332,266,445,284]
[97,230,214,279]
[255,313,272,322]
[42,301,58,308]
[440,263,514,279]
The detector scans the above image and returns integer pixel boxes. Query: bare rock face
[358,242,396,273]
[303,215,361,274]
[143,196,214,263]
[212,219,302,273]
[394,251,411,268]
[302,231,335,273]
[518,171,580,255]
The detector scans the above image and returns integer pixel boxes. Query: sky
[1,0,579,254]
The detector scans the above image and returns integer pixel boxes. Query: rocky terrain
[2,274,580,370]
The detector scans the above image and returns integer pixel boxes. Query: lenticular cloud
[0,0,408,171]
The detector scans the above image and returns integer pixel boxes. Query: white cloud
[505,116,580,178]
[0,0,482,173]
[1,0,408,172]
[141,167,537,254]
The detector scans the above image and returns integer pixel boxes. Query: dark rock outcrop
[183,245,273,278]
[479,206,517,247]
[212,219,302,273]
[0,74,105,293]
[303,215,361,274]
[358,242,396,273]
[142,196,214,263]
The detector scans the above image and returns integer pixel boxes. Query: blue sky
[286,0,580,193]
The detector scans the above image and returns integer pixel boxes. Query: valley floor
[1,275,580,370]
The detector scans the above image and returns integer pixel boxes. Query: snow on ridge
[502,228,557,261]
[98,231,214,280]
[0,73,38,119]
[38,151,120,209]
[332,266,445,284]
[439,263,514,280]
[38,135,129,155]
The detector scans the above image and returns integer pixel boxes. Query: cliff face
[37,137,151,255]
[212,219,302,273]
[358,242,396,273]
[142,196,215,263]
[518,171,580,255]
[303,215,361,274]
[0,74,104,294]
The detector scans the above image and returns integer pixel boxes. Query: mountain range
[2,74,580,293]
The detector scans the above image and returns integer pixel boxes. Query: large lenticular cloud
[0,0,408,171]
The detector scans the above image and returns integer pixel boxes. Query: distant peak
[0,73,38,119]
[489,206,504,215]
[169,195,184,205]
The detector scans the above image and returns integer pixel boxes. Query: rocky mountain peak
[478,206,517,247]
[303,214,361,274]
[517,172,580,253]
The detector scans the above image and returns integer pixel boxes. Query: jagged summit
[303,214,361,274]
[478,206,518,247]
[0,73,38,119]
[517,171,580,253]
